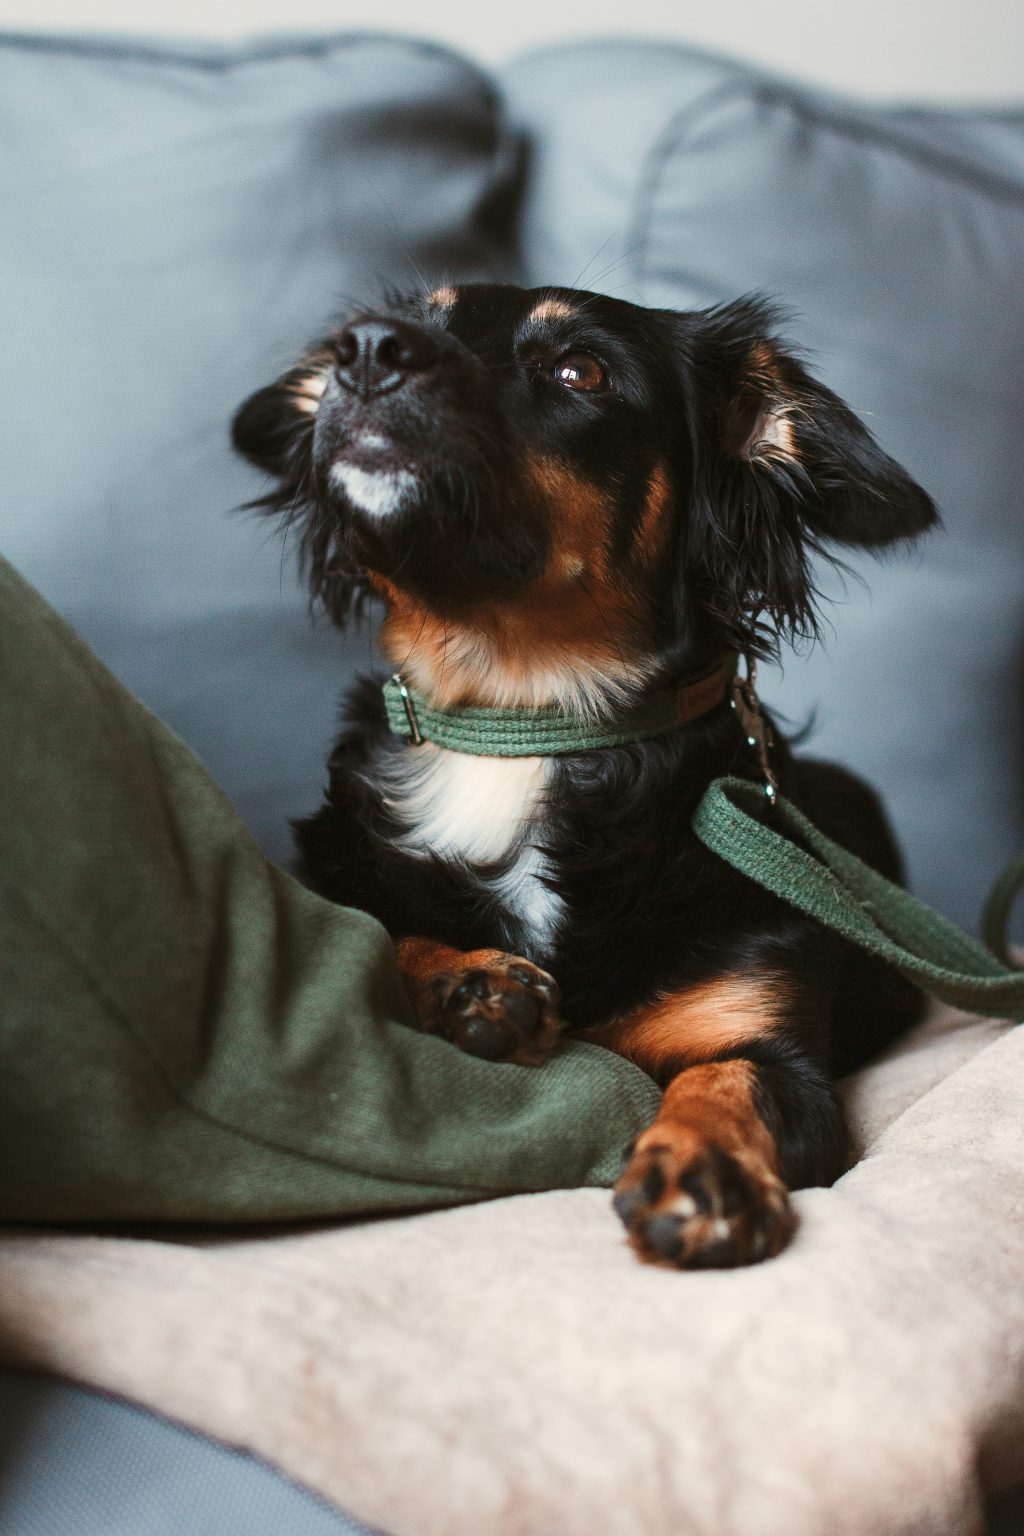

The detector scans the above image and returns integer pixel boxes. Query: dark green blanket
[0,556,659,1223]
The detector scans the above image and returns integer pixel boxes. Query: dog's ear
[675,297,938,654]
[231,349,332,477]
[231,348,364,626]
[699,297,937,546]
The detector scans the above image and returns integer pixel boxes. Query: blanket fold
[0,1003,1021,1536]
[0,553,659,1223]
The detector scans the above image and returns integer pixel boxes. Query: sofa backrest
[0,31,520,866]
[3,29,1021,930]
[505,40,1024,928]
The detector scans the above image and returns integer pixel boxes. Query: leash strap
[692,776,1024,1019]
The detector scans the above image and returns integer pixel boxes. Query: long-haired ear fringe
[231,346,334,476]
[687,465,837,660]
[700,297,938,548]
[231,345,373,627]
[679,296,938,656]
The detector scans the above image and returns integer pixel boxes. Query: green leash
[693,777,1024,1020]
[381,663,1024,1018]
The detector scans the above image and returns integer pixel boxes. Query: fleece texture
[0,1002,1021,1536]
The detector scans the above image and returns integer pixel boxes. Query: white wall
[1,0,1021,102]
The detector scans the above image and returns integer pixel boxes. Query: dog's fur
[233,283,937,1269]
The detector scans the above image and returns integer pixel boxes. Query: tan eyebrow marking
[528,297,576,323]
[427,286,458,309]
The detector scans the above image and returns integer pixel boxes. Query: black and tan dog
[233,283,936,1269]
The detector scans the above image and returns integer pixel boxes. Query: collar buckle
[390,673,424,746]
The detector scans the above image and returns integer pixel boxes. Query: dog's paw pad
[613,1136,793,1269]
[429,957,561,1065]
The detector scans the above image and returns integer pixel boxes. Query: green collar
[382,656,738,757]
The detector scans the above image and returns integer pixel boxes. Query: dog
[232,283,936,1270]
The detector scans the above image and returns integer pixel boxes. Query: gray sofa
[1,28,1022,1534]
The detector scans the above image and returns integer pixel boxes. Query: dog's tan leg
[582,974,843,1268]
[612,1059,793,1268]
[396,937,562,1065]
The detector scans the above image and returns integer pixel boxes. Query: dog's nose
[334,319,439,399]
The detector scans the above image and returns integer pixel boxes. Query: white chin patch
[330,463,417,517]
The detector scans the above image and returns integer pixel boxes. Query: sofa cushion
[0,31,519,865]
[504,41,1024,930]
[0,1369,373,1536]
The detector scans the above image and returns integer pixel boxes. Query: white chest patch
[376,744,565,959]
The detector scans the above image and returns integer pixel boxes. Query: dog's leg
[584,974,847,1268]
[612,1058,798,1268]
[396,937,562,1066]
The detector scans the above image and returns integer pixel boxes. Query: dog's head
[233,284,936,711]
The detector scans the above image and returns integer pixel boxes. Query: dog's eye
[552,353,608,393]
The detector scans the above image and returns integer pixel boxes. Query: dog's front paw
[612,1132,793,1269]
[425,955,561,1066]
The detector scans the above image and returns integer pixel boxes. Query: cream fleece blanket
[1,1002,1022,1536]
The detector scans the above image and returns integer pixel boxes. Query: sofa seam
[0,27,500,108]
[627,75,1024,298]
